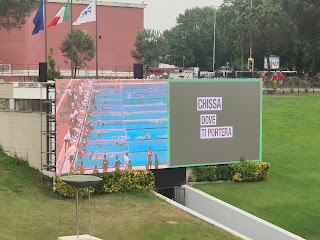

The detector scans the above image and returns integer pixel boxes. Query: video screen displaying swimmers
[55,79,168,175]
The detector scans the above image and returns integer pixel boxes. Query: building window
[15,99,32,112]
[33,100,41,112]
[14,99,44,112]
[0,98,10,111]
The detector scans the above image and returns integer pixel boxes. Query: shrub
[48,48,62,80]
[55,170,155,198]
[192,166,217,182]
[215,165,233,180]
[231,161,256,182]
[189,165,233,182]
[188,174,197,182]
[252,162,270,181]
[189,161,270,183]
[232,161,270,182]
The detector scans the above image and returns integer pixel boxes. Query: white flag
[73,0,96,25]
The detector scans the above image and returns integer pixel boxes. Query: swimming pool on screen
[76,83,168,170]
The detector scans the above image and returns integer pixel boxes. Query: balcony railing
[0,64,135,79]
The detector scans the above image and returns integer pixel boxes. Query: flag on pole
[47,0,70,27]
[73,0,96,25]
[32,0,45,35]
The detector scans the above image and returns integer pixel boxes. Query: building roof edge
[47,0,147,9]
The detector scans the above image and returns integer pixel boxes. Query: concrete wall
[0,1,145,68]
[12,82,47,99]
[183,185,305,240]
[0,111,46,169]
[0,83,13,98]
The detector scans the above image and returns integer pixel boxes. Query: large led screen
[168,79,262,167]
[56,78,261,175]
[56,79,168,175]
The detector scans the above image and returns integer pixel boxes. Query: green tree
[221,0,295,75]
[0,0,38,31]
[249,0,296,75]
[164,7,217,69]
[47,48,62,80]
[280,0,320,79]
[131,29,167,68]
[162,27,195,68]
[218,0,254,70]
[60,29,95,77]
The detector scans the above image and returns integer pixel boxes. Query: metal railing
[263,77,320,94]
[0,64,135,79]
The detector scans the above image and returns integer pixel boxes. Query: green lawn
[195,94,320,240]
[0,150,240,240]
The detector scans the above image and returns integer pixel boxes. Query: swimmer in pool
[89,150,94,160]
[112,112,124,116]
[135,133,150,140]
[128,91,135,99]
[115,141,126,146]
[98,143,109,150]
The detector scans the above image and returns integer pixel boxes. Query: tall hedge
[56,170,155,198]
[189,162,270,183]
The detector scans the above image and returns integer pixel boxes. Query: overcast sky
[117,0,224,31]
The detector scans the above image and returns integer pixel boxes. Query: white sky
[117,0,224,31]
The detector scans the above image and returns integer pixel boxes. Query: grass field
[195,94,320,240]
[0,149,240,240]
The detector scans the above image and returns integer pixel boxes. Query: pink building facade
[0,0,145,72]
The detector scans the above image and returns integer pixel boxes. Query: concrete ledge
[58,234,102,240]
[182,185,305,240]
[152,191,251,240]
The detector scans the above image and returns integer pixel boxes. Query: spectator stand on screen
[102,154,109,173]
[114,156,121,171]
[128,160,132,170]
[76,161,85,174]
[147,147,152,170]
[124,152,130,170]
[154,154,159,170]
[67,144,76,170]
[93,165,99,174]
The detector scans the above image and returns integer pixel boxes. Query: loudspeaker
[134,63,143,79]
[39,62,48,82]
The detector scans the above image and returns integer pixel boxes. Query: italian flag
[47,0,70,28]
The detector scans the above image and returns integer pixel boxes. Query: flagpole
[44,0,48,62]
[95,0,98,79]
[70,0,74,78]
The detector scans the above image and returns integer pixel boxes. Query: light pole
[210,5,218,75]
[249,0,253,60]
[82,30,88,78]
[213,6,216,73]
[249,0,253,74]
[182,56,185,69]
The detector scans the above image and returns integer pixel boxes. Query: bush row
[55,170,155,198]
[188,161,270,182]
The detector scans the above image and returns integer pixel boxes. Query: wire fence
[2,64,320,94]
[262,77,320,94]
